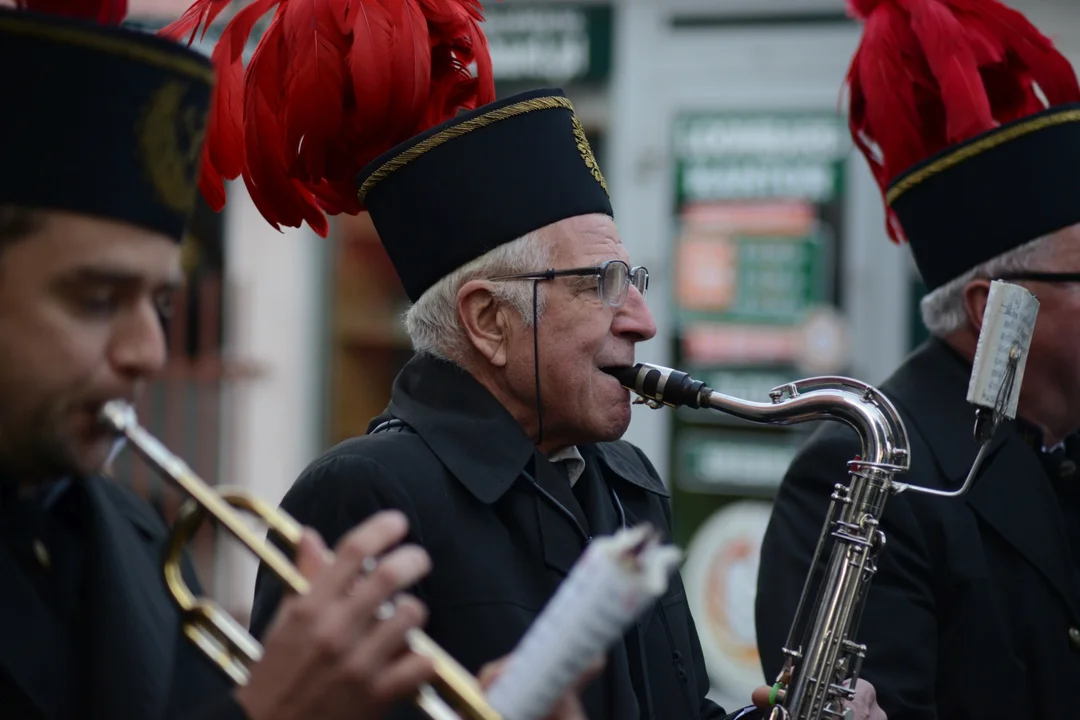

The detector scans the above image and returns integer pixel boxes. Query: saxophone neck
[608,363,910,473]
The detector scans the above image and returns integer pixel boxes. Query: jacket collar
[377,353,669,503]
[0,476,179,719]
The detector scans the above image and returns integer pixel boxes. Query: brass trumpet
[99,400,502,720]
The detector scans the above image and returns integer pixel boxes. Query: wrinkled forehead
[547,213,627,265]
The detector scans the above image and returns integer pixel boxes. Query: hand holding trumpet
[234,510,437,720]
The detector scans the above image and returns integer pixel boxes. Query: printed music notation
[966,281,1040,419]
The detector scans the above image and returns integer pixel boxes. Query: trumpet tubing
[607,364,911,720]
[99,400,502,720]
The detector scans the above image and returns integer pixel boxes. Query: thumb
[751,685,774,711]
[478,657,509,690]
[571,655,606,693]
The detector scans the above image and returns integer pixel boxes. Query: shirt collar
[548,445,586,487]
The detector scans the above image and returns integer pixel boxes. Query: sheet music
[966,280,1039,419]
[484,525,683,720]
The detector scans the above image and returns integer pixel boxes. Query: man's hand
[234,510,436,720]
[750,679,886,720]
[478,654,606,720]
[841,679,886,720]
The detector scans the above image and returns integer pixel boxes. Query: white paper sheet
[484,525,683,720]
[966,280,1040,419]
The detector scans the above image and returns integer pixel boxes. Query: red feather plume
[160,0,496,237]
[844,0,1080,244]
[12,0,127,25]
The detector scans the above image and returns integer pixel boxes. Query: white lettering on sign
[489,35,590,82]
[694,441,797,488]
[682,163,835,202]
[484,8,588,34]
[674,116,847,160]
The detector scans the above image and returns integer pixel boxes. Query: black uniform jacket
[250,353,759,720]
[0,474,246,720]
[755,338,1080,720]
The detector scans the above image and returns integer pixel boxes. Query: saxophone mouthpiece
[602,363,708,409]
[601,365,642,388]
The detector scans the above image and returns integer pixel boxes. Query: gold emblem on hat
[137,81,207,215]
[572,115,609,196]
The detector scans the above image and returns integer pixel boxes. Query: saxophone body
[606,363,911,720]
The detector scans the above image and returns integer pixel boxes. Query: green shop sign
[673,112,851,206]
[483,3,613,85]
[676,230,831,327]
[675,428,803,494]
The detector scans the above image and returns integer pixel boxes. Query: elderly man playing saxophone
[246,90,887,718]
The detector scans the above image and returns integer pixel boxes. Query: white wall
[214,180,324,617]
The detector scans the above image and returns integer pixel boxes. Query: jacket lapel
[83,477,178,719]
[887,339,1080,625]
[0,543,76,720]
[531,453,590,577]
[964,435,1080,623]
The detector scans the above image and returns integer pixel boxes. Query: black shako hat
[0,7,213,242]
[886,104,1080,291]
[845,0,1080,291]
[356,87,613,303]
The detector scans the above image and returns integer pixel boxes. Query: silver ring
[375,600,397,621]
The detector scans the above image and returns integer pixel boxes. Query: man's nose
[109,299,168,379]
[614,285,657,342]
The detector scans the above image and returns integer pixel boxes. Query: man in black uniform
[0,4,447,718]
[755,1,1080,719]
[245,85,885,719]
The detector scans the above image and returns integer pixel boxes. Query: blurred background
[113,0,1080,710]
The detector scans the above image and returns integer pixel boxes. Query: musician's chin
[75,438,117,477]
[599,394,633,441]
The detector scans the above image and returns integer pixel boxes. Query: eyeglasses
[994,272,1080,284]
[488,259,649,307]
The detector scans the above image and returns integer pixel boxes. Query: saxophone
[606,363,980,720]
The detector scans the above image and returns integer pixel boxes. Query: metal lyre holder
[99,400,502,720]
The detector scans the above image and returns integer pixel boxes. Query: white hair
[919,234,1058,337]
[404,230,553,362]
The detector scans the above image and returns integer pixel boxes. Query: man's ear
[457,280,509,366]
[962,279,992,332]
